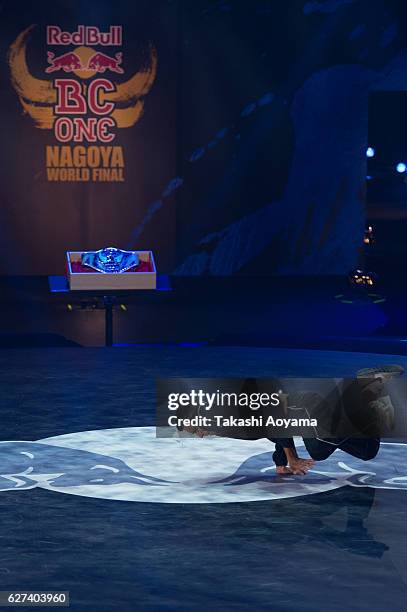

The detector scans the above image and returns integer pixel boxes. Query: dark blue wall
[172,0,407,275]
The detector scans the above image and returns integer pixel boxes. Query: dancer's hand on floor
[277,457,315,475]
[276,466,294,475]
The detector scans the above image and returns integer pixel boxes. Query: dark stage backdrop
[2,0,407,276]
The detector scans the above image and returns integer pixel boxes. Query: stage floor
[0,346,406,611]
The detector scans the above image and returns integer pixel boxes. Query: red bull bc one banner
[9,24,157,183]
[0,1,177,275]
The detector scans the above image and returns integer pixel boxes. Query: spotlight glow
[364,225,374,245]
[348,268,376,288]
[366,147,375,158]
[396,162,406,173]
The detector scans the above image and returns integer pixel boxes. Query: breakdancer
[178,365,403,476]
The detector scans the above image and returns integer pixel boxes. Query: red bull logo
[45,51,82,73]
[45,50,124,75]
[88,52,124,74]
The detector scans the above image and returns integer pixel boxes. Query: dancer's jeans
[272,437,380,467]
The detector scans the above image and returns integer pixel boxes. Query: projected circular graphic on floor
[0,427,406,503]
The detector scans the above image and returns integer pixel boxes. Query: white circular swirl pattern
[0,427,394,503]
